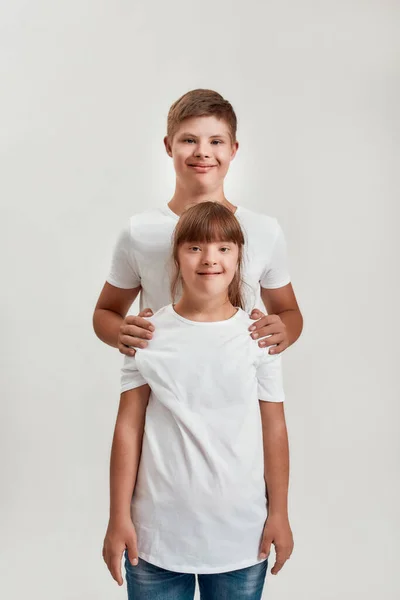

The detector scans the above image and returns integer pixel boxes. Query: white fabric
[107,204,291,313]
[121,304,285,574]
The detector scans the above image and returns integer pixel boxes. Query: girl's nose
[203,258,217,266]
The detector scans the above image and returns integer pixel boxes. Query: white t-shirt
[121,304,285,574]
[107,204,290,313]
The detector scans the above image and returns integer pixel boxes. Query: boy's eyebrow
[180,132,229,139]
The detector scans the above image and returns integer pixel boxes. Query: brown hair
[170,202,246,309]
[167,89,237,144]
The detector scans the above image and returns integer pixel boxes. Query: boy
[93,89,302,357]
[94,89,302,586]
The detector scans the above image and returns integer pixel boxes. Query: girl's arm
[109,384,150,520]
[103,383,150,586]
[258,401,294,575]
[259,401,289,515]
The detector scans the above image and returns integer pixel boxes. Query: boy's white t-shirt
[107,204,290,312]
[121,304,285,574]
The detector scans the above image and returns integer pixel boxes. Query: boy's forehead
[175,115,231,138]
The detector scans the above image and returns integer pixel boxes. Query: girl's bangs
[178,214,242,245]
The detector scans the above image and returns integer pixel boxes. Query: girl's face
[177,240,239,299]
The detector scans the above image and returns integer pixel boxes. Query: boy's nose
[194,145,210,158]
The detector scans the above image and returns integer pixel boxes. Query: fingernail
[269,348,275,354]
[252,333,259,339]
[149,326,155,331]
[249,325,256,331]
[131,558,138,566]
[259,341,266,347]
[259,553,267,559]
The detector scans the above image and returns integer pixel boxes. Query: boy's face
[164,116,239,190]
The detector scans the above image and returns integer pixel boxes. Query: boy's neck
[168,181,237,216]
[173,293,238,323]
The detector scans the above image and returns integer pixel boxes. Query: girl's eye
[211,140,222,145]
[189,246,201,251]
[220,247,230,253]
[183,139,195,143]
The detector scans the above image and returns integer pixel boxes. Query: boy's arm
[103,383,150,585]
[258,401,294,574]
[93,282,154,355]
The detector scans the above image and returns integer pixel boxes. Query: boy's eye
[211,140,222,145]
[183,138,195,143]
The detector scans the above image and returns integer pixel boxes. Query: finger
[271,556,287,575]
[258,537,272,560]
[268,342,288,355]
[120,336,149,350]
[126,536,139,567]
[258,334,284,347]
[123,316,155,332]
[109,553,124,586]
[121,323,154,339]
[249,309,265,321]
[118,344,136,357]
[138,308,154,318]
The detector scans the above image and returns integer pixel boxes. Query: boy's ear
[230,140,239,160]
[164,136,173,157]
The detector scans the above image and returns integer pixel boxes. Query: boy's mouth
[188,164,217,172]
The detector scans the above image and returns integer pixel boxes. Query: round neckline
[161,203,242,221]
[167,303,242,326]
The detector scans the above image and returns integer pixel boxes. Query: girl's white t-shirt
[121,304,285,574]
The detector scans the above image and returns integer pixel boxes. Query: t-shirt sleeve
[106,223,141,289]
[120,354,147,393]
[259,220,291,289]
[256,352,285,402]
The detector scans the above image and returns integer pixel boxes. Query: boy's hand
[249,309,288,355]
[258,514,294,575]
[118,309,155,356]
[102,518,139,586]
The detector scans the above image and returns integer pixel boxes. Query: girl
[102,202,293,600]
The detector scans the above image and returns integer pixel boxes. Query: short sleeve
[256,352,285,403]
[259,221,291,289]
[120,354,147,393]
[106,223,141,289]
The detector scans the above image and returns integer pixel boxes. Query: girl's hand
[258,514,294,575]
[118,309,155,356]
[249,309,288,355]
[102,518,139,585]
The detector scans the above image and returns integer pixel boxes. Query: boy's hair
[167,89,237,144]
[170,202,245,310]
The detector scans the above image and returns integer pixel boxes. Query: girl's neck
[168,181,237,216]
[173,293,238,323]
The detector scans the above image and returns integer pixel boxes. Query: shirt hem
[260,277,291,290]
[137,551,268,574]
[106,276,141,290]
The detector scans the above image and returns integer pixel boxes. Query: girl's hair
[167,89,237,144]
[170,202,246,309]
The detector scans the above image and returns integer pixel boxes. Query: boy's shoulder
[237,205,280,229]
[127,206,174,231]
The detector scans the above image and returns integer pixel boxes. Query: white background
[1,1,399,599]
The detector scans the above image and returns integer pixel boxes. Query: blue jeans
[124,551,268,600]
